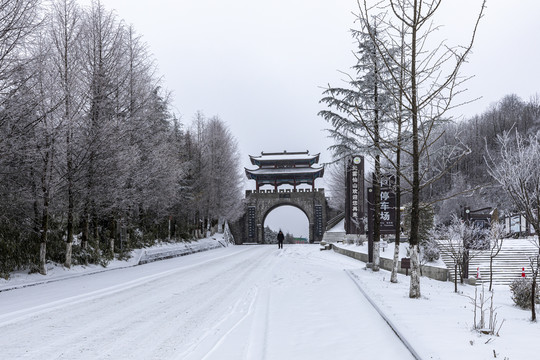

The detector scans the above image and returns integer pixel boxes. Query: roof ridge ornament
[260,150,309,156]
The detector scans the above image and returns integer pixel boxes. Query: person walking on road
[277,230,284,249]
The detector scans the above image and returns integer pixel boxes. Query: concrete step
[438,239,539,285]
[322,231,346,243]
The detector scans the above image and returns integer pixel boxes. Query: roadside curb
[138,242,222,265]
[344,269,423,360]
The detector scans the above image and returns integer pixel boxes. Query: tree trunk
[65,161,74,267]
[109,216,116,255]
[408,0,421,299]
[409,244,421,298]
[461,250,469,283]
[39,241,47,275]
[372,45,381,272]
[81,211,89,250]
[390,149,401,283]
[65,119,74,266]
[454,264,458,293]
[39,142,52,275]
[92,214,99,247]
[391,241,400,283]
[391,12,405,284]
[39,178,50,275]
[373,241,380,271]
[532,274,537,322]
[65,241,73,268]
[532,254,538,322]
[489,255,494,292]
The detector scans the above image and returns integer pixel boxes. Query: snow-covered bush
[465,227,490,250]
[509,278,540,309]
[420,239,440,263]
[355,235,366,246]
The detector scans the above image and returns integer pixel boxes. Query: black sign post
[367,174,396,263]
[345,155,364,234]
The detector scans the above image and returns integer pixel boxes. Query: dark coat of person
[277,230,284,248]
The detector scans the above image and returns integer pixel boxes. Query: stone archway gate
[243,188,327,244]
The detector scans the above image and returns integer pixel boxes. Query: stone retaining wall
[332,244,448,282]
[138,241,224,265]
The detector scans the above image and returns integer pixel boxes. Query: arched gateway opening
[242,151,327,244]
[264,205,310,243]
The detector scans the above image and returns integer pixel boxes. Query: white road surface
[0,245,414,360]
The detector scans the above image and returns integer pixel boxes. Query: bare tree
[195,114,243,232]
[0,0,43,274]
[487,221,504,292]
[0,0,244,276]
[439,214,485,292]
[320,16,395,271]
[357,0,486,298]
[48,0,85,268]
[326,160,347,212]
[78,0,128,252]
[0,0,41,100]
[28,31,63,275]
[486,130,540,321]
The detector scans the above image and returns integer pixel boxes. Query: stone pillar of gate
[244,189,327,244]
[256,223,263,244]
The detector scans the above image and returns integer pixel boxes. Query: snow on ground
[0,237,222,292]
[0,243,411,360]
[0,240,539,360]
[337,240,447,268]
[349,264,540,360]
[326,218,345,232]
[332,240,540,359]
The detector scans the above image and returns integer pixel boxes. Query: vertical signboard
[367,174,396,262]
[367,175,396,235]
[247,206,256,240]
[314,205,323,236]
[345,155,364,234]
[379,175,396,233]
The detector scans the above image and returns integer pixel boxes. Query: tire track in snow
[0,246,253,327]
[183,248,284,360]
[187,286,260,360]
[0,246,266,359]
[178,248,280,360]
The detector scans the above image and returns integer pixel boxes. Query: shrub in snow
[465,227,490,250]
[420,239,440,262]
[468,284,503,336]
[509,278,540,309]
[355,235,366,246]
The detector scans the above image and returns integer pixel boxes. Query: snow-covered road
[0,245,414,360]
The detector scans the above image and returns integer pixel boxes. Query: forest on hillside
[424,94,540,224]
[0,1,243,277]
[326,93,540,224]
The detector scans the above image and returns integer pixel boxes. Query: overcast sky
[81,0,540,238]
